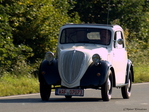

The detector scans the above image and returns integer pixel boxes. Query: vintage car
[38,24,134,101]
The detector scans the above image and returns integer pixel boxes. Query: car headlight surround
[92,54,101,66]
[45,51,54,64]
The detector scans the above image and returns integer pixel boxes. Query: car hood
[58,44,108,60]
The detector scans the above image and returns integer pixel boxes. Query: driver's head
[100,30,111,44]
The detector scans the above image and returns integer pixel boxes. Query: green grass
[0,74,39,97]
[133,64,149,83]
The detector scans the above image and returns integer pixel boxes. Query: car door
[112,31,127,85]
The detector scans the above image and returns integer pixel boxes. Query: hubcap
[108,78,111,91]
[127,79,131,96]
[107,76,112,99]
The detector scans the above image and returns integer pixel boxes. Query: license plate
[55,88,84,96]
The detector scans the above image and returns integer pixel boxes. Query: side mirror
[117,39,124,45]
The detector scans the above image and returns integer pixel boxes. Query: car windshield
[60,28,111,45]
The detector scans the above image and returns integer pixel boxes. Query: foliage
[3,0,80,61]
[0,0,80,76]
[69,0,149,37]
[0,4,33,75]
[0,4,12,73]
[127,38,149,65]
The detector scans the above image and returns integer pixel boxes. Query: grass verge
[0,74,39,97]
[134,64,149,83]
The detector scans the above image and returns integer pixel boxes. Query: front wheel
[101,70,113,101]
[40,83,51,101]
[121,71,132,99]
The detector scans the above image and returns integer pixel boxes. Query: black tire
[65,95,72,99]
[101,70,113,101]
[40,83,51,101]
[121,71,132,99]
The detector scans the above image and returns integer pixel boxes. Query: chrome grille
[61,50,85,84]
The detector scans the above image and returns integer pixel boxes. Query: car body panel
[39,60,61,85]
[80,61,111,87]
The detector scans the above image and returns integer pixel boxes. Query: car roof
[64,23,113,27]
[61,24,123,31]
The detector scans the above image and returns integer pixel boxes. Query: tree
[0,4,12,73]
[3,0,80,62]
[0,0,80,76]
[0,3,33,75]
[69,0,149,38]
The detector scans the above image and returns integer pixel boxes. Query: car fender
[38,59,61,85]
[80,60,114,87]
[126,59,134,83]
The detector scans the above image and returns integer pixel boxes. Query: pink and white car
[38,24,134,101]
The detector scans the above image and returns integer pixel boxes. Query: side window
[114,31,124,49]
[60,30,66,43]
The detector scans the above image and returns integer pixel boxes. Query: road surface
[0,83,149,112]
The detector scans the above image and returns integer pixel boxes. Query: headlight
[45,52,54,64]
[92,54,101,66]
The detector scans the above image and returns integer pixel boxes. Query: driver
[100,30,111,45]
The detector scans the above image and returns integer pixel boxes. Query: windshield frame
[60,27,111,45]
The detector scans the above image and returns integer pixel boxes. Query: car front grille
[60,50,85,84]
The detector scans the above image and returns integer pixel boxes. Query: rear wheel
[101,70,113,101]
[40,83,51,101]
[121,71,132,99]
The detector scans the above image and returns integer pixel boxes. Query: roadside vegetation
[134,64,149,83]
[0,0,149,96]
[0,73,39,96]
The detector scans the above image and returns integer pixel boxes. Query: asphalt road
[0,83,149,112]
